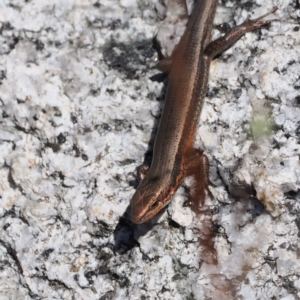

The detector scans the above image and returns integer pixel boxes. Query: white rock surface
[0,0,299,299]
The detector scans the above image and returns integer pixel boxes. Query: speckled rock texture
[0,0,299,299]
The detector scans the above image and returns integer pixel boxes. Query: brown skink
[130,0,277,224]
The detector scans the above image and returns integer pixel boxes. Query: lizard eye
[149,201,159,211]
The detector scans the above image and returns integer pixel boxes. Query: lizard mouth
[135,201,164,224]
[130,182,174,224]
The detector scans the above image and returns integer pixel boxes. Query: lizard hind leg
[152,35,173,73]
[154,0,189,73]
[204,6,278,60]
